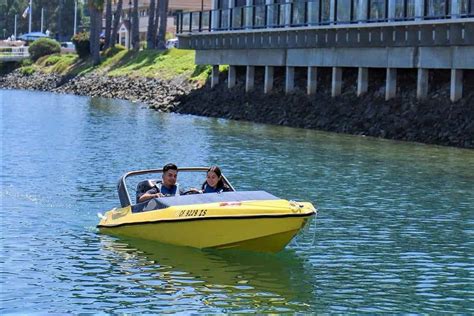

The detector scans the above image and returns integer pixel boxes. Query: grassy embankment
[19,46,225,85]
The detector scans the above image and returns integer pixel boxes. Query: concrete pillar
[417,68,429,99]
[357,67,368,96]
[450,69,463,102]
[246,65,255,92]
[285,66,295,94]
[415,0,424,21]
[211,65,219,88]
[451,0,461,18]
[331,67,342,97]
[264,66,274,94]
[357,0,369,22]
[228,65,236,89]
[385,68,397,100]
[330,0,336,24]
[307,66,318,95]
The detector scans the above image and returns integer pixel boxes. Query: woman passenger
[202,166,231,193]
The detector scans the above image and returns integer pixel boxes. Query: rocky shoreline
[1,69,473,148]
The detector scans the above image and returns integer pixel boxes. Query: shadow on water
[98,235,316,312]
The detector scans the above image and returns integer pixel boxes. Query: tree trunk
[110,0,123,48]
[88,2,102,65]
[132,0,140,51]
[156,0,169,49]
[153,0,161,48]
[146,0,156,49]
[104,0,112,48]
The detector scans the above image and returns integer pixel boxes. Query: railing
[176,0,474,33]
[0,46,30,61]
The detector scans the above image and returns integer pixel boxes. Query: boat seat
[131,190,280,213]
[135,179,157,203]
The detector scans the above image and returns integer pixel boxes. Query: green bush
[21,58,33,66]
[19,66,36,76]
[28,38,61,61]
[103,44,126,58]
[43,54,62,66]
[72,32,90,59]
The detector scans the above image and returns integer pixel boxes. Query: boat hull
[99,215,312,253]
[98,197,316,253]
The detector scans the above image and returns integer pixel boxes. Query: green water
[1,89,473,313]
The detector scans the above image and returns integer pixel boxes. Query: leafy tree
[0,0,85,40]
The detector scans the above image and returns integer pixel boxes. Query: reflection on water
[1,90,473,313]
[97,236,314,313]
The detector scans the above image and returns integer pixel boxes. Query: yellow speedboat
[98,167,317,253]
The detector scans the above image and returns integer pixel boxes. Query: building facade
[111,0,212,48]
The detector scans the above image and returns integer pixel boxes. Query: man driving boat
[137,163,179,202]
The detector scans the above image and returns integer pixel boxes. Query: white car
[60,42,75,53]
[166,38,178,49]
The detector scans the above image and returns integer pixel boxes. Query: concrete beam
[264,66,274,94]
[450,69,463,102]
[211,65,219,88]
[417,68,429,99]
[357,67,368,96]
[246,66,255,92]
[332,67,342,97]
[228,65,236,89]
[285,66,295,94]
[385,68,397,100]
[307,66,318,95]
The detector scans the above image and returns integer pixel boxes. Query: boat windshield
[117,167,236,207]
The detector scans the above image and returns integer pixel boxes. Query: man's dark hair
[163,163,178,173]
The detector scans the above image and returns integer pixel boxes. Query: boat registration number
[178,209,207,217]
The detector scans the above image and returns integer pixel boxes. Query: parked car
[60,41,75,53]
[166,38,178,49]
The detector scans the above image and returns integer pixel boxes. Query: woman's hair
[208,166,222,178]
[202,166,225,189]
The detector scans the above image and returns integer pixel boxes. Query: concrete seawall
[1,69,472,148]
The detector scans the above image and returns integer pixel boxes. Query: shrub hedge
[72,32,90,59]
[28,38,61,61]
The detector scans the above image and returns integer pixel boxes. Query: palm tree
[88,0,104,65]
[110,0,123,48]
[131,0,139,51]
[156,0,169,49]
[146,0,156,49]
[104,0,112,48]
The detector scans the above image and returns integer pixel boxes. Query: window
[369,0,386,21]
[426,0,449,17]
[337,0,354,22]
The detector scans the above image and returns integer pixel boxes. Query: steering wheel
[181,189,201,195]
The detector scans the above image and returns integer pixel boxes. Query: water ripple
[1,90,473,313]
